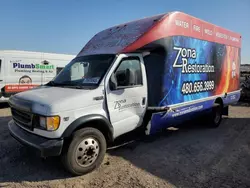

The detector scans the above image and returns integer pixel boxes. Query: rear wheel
[62,127,106,176]
[208,103,223,128]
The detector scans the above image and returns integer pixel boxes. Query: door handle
[0,80,2,82]
[93,96,104,101]
[142,97,146,105]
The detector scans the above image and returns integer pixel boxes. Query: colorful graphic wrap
[149,90,241,134]
[77,12,241,57]
[157,36,240,106]
[145,35,241,134]
[215,46,240,95]
[123,12,241,52]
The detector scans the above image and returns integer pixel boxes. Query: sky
[0,0,249,64]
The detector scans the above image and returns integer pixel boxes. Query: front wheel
[62,127,107,176]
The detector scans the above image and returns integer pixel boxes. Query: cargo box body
[76,11,241,133]
[78,11,241,108]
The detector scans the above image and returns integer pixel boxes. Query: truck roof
[77,11,241,57]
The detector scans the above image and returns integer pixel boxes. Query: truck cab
[8,53,149,175]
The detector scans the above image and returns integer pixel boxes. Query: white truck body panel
[0,50,75,102]
[13,85,107,138]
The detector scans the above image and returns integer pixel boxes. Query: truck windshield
[49,54,115,88]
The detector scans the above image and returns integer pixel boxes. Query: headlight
[39,116,46,129]
[39,116,60,131]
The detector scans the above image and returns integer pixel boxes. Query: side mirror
[109,73,117,90]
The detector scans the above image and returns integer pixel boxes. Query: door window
[114,57,142,88]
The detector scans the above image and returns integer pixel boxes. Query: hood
[12,86,103,115]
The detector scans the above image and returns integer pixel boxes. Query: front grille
[11,108,33,130]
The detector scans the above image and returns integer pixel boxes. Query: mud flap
[213,103,228,116]
[222,106,229,116]
[144,111,153,135]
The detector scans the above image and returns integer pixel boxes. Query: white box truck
[0,50,75,102]
[7,12,241,175]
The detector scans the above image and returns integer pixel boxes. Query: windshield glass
[51,54,115,88]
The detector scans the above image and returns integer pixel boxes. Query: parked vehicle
[8,11,241,175]
[240,65,250,101]
[0,50,75,102]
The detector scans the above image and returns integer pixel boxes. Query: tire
[208,103,223,128]
[61,127,107,176]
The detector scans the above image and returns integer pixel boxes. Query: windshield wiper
[47,81,69,87]
[74,85,85,89]
[47,81,96,89]
[47,81,56,86]
[48,81,71,86]
[74,85,97,90]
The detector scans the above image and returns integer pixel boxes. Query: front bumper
[8,120,64,157]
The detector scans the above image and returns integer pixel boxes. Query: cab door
[105,54,148,138]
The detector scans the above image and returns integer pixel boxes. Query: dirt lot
[0,103,250,188]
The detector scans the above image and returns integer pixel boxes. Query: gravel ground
[0,103,250,188]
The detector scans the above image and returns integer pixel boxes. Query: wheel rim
[75,137,100,167]
[214,107,221,124]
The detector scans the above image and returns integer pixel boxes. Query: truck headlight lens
[39,117,46,129]
[39,116,60,131]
